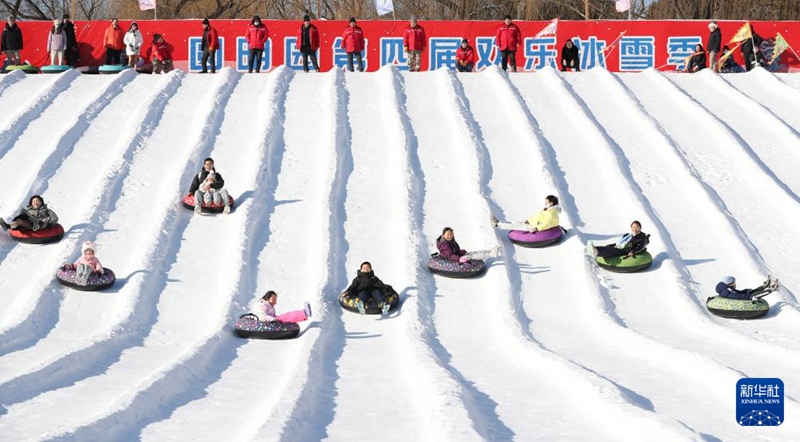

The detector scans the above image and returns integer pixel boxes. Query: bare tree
[647,0,800,20]
[0,0,108,19]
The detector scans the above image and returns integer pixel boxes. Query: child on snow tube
[343,261,393,315]
[62,241,106,286]
[588,221,649,259]
[0,195,59,232]
[436,227,500,264]
[187,157,232,214]
[248,290,312,323]
[490,195,561,233]
[715,275,780,300]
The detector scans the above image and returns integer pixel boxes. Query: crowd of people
[0,14,782,74]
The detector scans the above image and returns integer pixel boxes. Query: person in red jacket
[246,15,268,73]
[455,38,475,72]
[342,17,364,72]
[151,34,173,74]
[297,14,319,72]
[103,18,125,65]
[403,17,426,72]
[200,18,219,73]
[495,15,521,72]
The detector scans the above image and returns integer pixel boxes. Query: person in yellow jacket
[491,195,561,233]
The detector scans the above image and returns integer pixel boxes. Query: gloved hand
[459,256,469,263]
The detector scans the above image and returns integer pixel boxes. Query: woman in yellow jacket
[491,195,561,233]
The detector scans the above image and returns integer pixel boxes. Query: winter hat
[81,241,97,255]
[349,17,357,23]
[504,14,511,20]
[153,33,162,41]
[202,18,209,25]
[461,38,468,44]
[708,21,717,29]
[205,171,216,181]
[62,13,70,19]
[303,14,310,22]
[722,276,736,286]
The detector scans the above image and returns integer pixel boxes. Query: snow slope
[0,67,797,441]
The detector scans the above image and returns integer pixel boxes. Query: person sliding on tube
[436,227,501,264]
[249,290,312,323]
[716,275,780,300]
[490,195,561,233]
[344,261,391,315]
[0,195,59,232]
[587,220,649,259]
[63,241,105,286]
[187,157,231,214]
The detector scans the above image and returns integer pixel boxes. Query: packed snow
[0,66,798,441]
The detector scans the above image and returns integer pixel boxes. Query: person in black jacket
[344,262,391,315]
[62,13,78,67]
[686,44,706,73]
[1,16,23,66]
[741,25,765,72]
[719,45,744,73]
[715,275,779,300]
[187,157,231,214]
[706,21,721,71]
[588,220,649,259]
[561,39,580,72]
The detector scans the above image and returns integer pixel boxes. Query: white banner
[139,0,156,11]
[374,0,394,16]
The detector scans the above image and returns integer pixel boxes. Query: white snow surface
[0,66,798,441]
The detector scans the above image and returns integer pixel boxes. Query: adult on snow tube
[9,223,65,244]
[55,266,116,291]
[508,226,563,248]
[590,221,651,273]
[2,195,62,243]
[40,65,71,74]
[428,254,486,278]
[4,64,39,74]
[706,275,778,319]
[491,195,562,247]
[98,64,131,74]
[181,194,235,213]
[234,314,301,339]
[185,158,233,214]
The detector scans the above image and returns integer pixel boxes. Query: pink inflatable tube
[507,226,563,248]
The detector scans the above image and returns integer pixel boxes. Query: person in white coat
[123,22,143,68]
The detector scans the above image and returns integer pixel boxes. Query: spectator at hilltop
[245,15,268,73]
[200,18,219,73]
[707,21,721,71]
[46,18,66,66]
[124,22,143,69]
[103,18,125,65]
[151,34,173,74]
[686,44,706,73]
[403,17,426,72]
[62,13,78,67]
[297,14,320,72]
[741,24,765,72]
[561,39,580,72]
[455,38,475,72]
[495,15,521,72]
[1,16,23,66]
[342,17,365,72]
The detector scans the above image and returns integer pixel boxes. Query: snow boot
[381,302,390,315]
[355,299,366,315]
[194,204,202,215]
[223,205,231,215]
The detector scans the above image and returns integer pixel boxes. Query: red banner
[5,19,800,73]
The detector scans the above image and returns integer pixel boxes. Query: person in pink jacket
[245,15,268,73]
[403,17,426,72]
[64,241,104,286]
[341,17,365,72]
[495,15,521,72]
[249,290,312,323]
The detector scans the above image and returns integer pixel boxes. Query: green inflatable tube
[4,64,39,74]
[706,296,769,319]
[596,251,653,273]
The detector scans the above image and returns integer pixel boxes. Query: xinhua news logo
[737,378,783,426]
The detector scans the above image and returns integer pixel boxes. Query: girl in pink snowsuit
[68,241,104,285]
[249,290,312,323]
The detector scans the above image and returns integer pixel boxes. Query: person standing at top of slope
[587,220,649,259]
[495,14,521,72]
[706,21,721,72]
[344,262,391,315]
[403,17,426,72]
[249,290,312,323]
[61,13,78,67]
[123,22,143,69]
[103,18,125,65]
[188,158,231,214]
[245,15,268,73]
[46,18,67,66]
[0,195,59,232]
[716,275,779,300]
[341,17,365,72]
[297,14,320,73]
[491,195,561,233]
[200,18,219,74]
[1,16,23,66]
[437,227,501,264]
[740,24,765,72]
